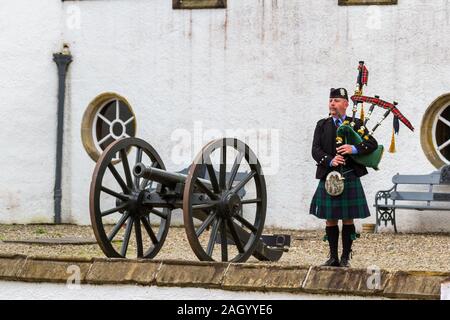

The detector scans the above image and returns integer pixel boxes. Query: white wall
[2,0,450,232]
[0,0,63,223]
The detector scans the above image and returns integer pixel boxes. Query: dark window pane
[436,106,450,160]
[95,99,135,151]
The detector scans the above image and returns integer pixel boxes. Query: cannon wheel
[183,138,267,262]
[90,137,171,259]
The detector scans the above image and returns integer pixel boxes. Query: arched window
[421,94,450,168]
[82,93,137,162]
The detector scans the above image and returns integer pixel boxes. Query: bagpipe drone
[336,61,415,170]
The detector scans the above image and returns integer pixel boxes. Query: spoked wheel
[183,138,267,262]
[90,137,171,259]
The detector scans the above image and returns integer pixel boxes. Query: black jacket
[312,117,378,180]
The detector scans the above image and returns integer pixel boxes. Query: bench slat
[390,191,432,201]
[375,204,450,210]
[392,173,441,185]
[390,191,450,201]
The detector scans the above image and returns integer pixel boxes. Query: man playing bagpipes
[309,62,414,268]
[310,87,378,268]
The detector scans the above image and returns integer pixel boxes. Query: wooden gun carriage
[89,137,289,263]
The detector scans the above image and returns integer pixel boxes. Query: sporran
[325,170,345,196]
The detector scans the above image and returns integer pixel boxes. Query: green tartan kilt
[309,175,370,220]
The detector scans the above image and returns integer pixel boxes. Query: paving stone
[17,258,92,283]
[302,266,391,296]
[222,264,309,292]
[155,260,227,288]
[0,255,27,279]
[384,271,450,299]
[86,258,160,285]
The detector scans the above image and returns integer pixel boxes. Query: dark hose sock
[342,224,356,258]
[326,225,339,259]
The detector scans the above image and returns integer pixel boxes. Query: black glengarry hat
[330,88,349,101]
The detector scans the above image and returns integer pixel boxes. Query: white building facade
[1,0,450,232]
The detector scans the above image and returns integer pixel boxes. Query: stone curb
[0,254,448,299]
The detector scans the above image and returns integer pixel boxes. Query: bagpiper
[309,87,378,267]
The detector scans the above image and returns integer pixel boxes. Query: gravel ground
[0,224,449,272]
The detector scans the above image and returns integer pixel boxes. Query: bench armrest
[375,185,396,207]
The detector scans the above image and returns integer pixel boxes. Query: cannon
[89,137,289,262]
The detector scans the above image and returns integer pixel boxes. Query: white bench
[374,166,450,233]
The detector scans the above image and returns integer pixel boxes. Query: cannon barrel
[133,163,186,189]
[133,163,212,190]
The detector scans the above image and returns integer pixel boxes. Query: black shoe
[339,255,351,268]
[322,256,340,267]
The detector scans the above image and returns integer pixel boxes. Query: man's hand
[336,144,354,155]
[331,155,346,167]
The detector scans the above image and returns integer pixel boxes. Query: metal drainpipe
[53,45,73,224]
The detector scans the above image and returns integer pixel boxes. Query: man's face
[329,98,349,118]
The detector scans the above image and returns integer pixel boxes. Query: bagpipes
[336,61,414,170]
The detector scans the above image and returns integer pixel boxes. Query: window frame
[338,0,397,5]
[172,0,227,10]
